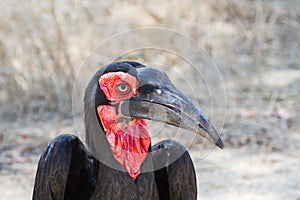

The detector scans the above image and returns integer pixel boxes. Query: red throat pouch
[97,105,150,180]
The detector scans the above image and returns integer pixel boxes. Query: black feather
[33,62,198,200]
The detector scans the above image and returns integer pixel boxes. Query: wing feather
[152,140,197,200]
[32,134,98,200]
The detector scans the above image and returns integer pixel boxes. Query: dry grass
[1,0,299,120]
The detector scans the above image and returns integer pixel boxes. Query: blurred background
[0,0,300,199]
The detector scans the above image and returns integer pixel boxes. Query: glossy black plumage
[33,135,196,199]
[33,61,222,200]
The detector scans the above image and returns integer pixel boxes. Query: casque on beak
[120,67,224,149]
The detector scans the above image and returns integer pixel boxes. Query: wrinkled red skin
[99,72,138,102]
[97,106,150,180]
[98,72,151,180]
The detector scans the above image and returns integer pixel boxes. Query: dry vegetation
[0,0,300,199]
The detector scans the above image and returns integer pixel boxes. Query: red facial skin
[98,72,150,180]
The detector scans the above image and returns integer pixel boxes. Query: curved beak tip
[216,138,224,149]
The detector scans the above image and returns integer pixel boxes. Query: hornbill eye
[115,83,131,94]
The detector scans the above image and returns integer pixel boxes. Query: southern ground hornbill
[32,61,223,200]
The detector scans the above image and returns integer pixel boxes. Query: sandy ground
[1,118,300,200]
[195,149,300,199]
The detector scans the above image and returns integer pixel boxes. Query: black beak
[120,67,224,149]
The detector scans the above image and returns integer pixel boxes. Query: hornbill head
[84,61,223,179]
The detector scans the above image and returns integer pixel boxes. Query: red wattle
[97,105,150,180]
